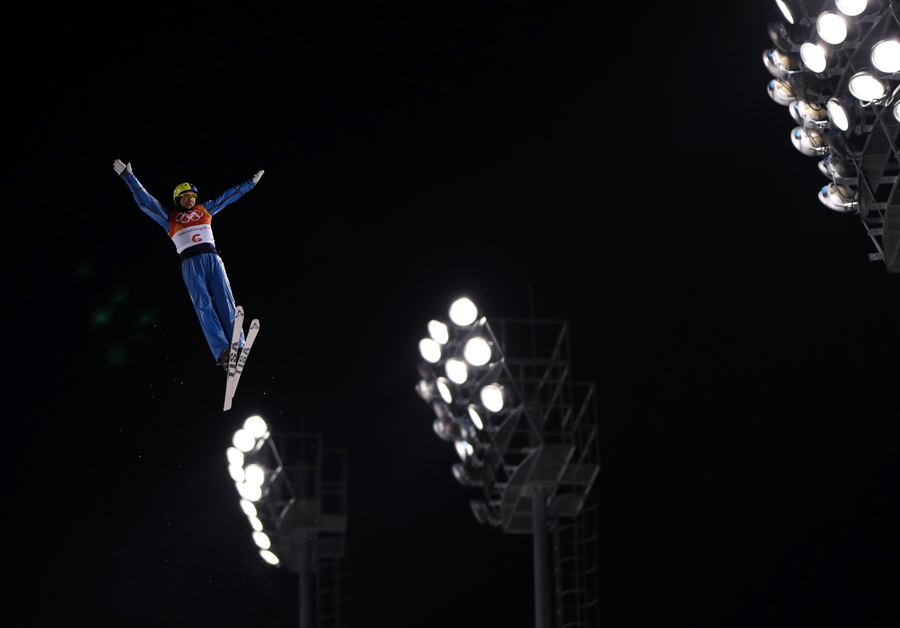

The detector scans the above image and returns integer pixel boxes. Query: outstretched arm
[113,160,169,231]
[204,170,265,216]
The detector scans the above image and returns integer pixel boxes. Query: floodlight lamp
[480,384,504,412]
[790,99,829,129]
[249,516,263,532]
[436,377,453,403]
[433,417,458,442]
[818,182,858,212]
[763,48,800,79]
[239,499,257,518]
[871,40,900,73]
[252,531,271,550]
[470,499,500,526]
[244,464,265,487]
[791,127,828,157]
[260,549,280,565]
[463,337,492,366]
[445,358,468,384]
[826,98,851,131]
[237,481,263,502]
[243,416,268,439]
[467,404,484,430]
[228,464,245,482]
[836,0,866,17]
[799,42,828,73]
[768,79,797,106]
[233,429,255,453]
[419,338,442,363]
[226,447,244,467]
[848,71,886,101]
[816,13,847,45]
[455,440,474,462]
[448,298,478,326]
[416,379,433,401]
[775,0,796,24]
[427,320,450,345]
[452,463,481,487]
[817,154,855,180]
[768,21,797,53]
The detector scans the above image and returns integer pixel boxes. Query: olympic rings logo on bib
[174,209,204,224]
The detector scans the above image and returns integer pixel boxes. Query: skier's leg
[209,254,244,348]
[182,255,231,361]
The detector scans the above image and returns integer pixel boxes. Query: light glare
[775,0,794,24]
[260,549,280,565]
[826,98,850,131]
[226,447,244,467]
[244,464,265,487]
[252,531,271,550]
[480,384,504,412]
[237,482,262,502]
[463,337,492,366]
[244,416,268,438]
[817,13,847,44]
[419,338,441,363]
[249,516,263,531]
[436,378,453,403]
[848,72,886,101]
[449,298,478,326]
[836,0,866,16]
[467,404,484,430]
[800,43,827,73]
[871,40,900,73]
[445,358,468,384]
[427,320,449,344]
[239,499,257,517]
[228,464,245,482]
[455,440,474,461]
[233,429,255,452]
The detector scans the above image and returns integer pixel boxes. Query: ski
[223,306,245,411]
[229,318,259,404]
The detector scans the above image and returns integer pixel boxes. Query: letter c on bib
[192,234,203,242]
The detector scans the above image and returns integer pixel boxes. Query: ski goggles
[180,192,197,200]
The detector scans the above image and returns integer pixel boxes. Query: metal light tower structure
[226,419,350,628]
[415,298,601,628]
[763,0,900,271]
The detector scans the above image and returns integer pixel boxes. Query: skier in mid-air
[113,159,264,371]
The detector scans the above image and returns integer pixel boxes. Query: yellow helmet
[173,182,199,204]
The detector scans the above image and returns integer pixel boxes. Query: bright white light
[826,98,850,131]
[455,440,474,461]
[228,464,245,482]
[233,429,255,453]
[252,531,271,550]
[448,298,478,326]
[259,549,280,565]
[848,72,886,101]
[800,43,827,73]
[894,102,900,123]
[445,358,468,384]
[418,338,441,363]
[226,447,244,467]
[467,404,484,430]
[436,378,453,403]
[463,337,492,366]
[244,464,265,487]
[871,40,900,73]
[480,384,504,412]
[239,499,257,518]
[237,482,262,502]
[427,320,449,345]
[775,0,794,24]
[817,13,847,44]
[243,416,268,439]
[249,516,263,531]
[836,0,866,17]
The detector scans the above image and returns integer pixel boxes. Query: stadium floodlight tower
[226,419,350,628]
[763,0,900,270]
[416,297,601,628]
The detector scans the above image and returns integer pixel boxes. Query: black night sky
[9,1,900,626]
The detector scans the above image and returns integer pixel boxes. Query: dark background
[8,1,900,626]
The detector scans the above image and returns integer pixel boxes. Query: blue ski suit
[121,173,257,362]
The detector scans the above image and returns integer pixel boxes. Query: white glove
[113,159,132,177]
[252,170,264,184]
